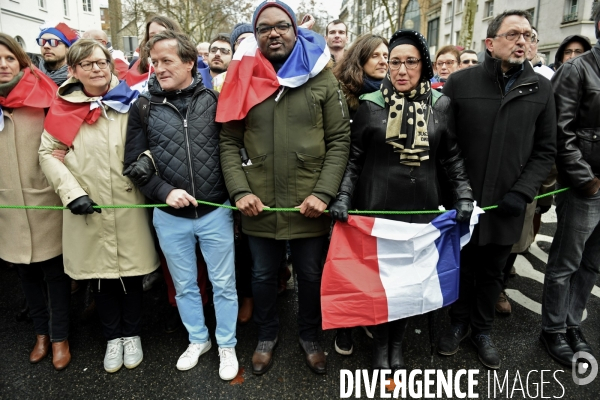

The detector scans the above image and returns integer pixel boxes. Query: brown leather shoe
[299,338,326,374]
[52,340,71,371]
[30,335,50,363]
[495,291,512,314]
[251,338,278,375]
[237,297,254,325]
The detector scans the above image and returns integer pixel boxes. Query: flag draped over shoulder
[321,207,484,330]
[215,27,331,123]
[124,59,151,93]
[44,80,139,147]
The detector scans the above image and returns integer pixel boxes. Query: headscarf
[381,30,434,167]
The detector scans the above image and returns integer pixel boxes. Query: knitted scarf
[39,62,69,87]
[381,73,431,166]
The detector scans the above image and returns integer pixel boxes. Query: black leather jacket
[338,91,473,224]
[551,41,600,192]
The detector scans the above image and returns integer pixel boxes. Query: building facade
[0,0,102,54]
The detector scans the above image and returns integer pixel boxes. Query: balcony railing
[445,16,453,23]
[563,11,579,23]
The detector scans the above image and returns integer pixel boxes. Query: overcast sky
[252,0,344,19]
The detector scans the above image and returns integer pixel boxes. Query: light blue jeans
[153,205,237,347]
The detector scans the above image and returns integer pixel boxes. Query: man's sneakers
[176,340,212,371]
[437,324,471,356]
[470,333,500,369]
[104,338,124,373]
[218,347,239,380]
[123,336,143,369]
[334,328,353,355]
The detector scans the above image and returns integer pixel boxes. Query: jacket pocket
[295,152,324,204]
[242,154,268,204]
[575,128,600,171]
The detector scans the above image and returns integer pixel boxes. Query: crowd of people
[0,0,599,386]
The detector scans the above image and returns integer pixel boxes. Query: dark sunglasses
[36,38,65,47]
[461,60,479,65]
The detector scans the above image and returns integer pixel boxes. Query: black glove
[123,154,155,187]
[454,199,474,223]
[496,191,528,217]
[67,195,101,215]
[329,192,352,222]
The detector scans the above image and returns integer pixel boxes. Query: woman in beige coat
[0,33,71,371]
[39,39,158,373]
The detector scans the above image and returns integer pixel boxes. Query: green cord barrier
[0,187,570,215]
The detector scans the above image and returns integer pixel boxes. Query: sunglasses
[36,38,65,47]
[461,60,479,65]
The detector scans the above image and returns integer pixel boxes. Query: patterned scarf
[381,74,431,166]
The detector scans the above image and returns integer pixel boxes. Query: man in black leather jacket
[540,7,600,368]
[437,10,556,370]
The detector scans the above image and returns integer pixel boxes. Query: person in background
[0,33,70,371]
[431,45,460,90]
[198,35,231,90]
[326,19,348,63]
[551,34,591,71]
[39,39,159,374]
[459,49,479,69]
[36,22,79,86]
[196,42,210,61]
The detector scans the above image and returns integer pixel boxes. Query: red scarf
[0,67,56,110]
[44,93,103,147]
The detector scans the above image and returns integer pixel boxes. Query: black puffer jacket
[338,91,473,224]
[124,75,228,219]
[551,41,600,193]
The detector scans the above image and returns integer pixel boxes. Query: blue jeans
[542,187,600,333]
[153,206,237,347]
[248,235,327,342]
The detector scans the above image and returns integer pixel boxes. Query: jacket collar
[482,50,539,91]
[58,74,120,104]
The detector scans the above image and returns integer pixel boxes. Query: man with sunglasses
[459,49,479,69]
[198,34,232,89]
[437,10,556,370]
[36,22,79,86]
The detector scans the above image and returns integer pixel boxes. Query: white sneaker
[104,338,123,373]
[218,347,239,380]
[176,340,211,371]
[123,336,143,369]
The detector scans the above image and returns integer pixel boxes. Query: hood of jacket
[554,34,592,69]
[57,73,120,104]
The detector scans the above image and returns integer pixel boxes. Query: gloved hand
[454,199,474,222]
[496,191,528,217]
[123,154,155,187]
[329,192,352,222]
[535,205,551,215]
[67,195,101,215]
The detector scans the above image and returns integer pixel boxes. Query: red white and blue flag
[216,27,331,122]
[124,59,152,93]
[321,207,484,330]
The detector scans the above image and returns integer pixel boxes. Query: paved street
[1,208,599,399]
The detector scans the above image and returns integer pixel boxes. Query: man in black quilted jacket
[123,30,239,381]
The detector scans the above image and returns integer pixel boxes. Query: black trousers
[91,276,144,340]
[17,255,70,342]
[502,253,518,288]
[248,235,327,341]
[449,241,513,335]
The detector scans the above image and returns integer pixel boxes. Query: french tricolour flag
[124,59,152,93]
[216,27,330,123]
[321,207,483,330]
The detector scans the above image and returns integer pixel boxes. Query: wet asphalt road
[1,207,599,399]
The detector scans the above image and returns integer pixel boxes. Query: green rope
[0,187,571,215]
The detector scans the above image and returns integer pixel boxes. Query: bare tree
[458,0,477,48]
[297,0,332,35]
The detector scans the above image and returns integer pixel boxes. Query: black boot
[389,318,408,371]
[371,323,390,370]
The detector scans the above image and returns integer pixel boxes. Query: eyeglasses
[256,23,292,37]
[461,59,479,65]
[36,38,65,47]
[564,49,584,56]
[389,58,421,70]
[495,31,536,43]
[435,60,456,68]
[78,59,110,71]
[531,35,539,43]
[209,46,231,55]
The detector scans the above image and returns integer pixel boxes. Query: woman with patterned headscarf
[329,30,474,371]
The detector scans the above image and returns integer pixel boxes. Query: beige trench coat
[39,76,158,279]
[0,106,62,264]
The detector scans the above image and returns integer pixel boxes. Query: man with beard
[36,22,79,86]
[198,35,231,89]
[437,10,556,369]
[325,19,347,62]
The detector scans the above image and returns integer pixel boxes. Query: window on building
[564,0,579,22]
[427,18,440,48]
[403,0,421,32]
[64,0,69,16]
[455,0,463,14]
[83,0,92,13]
[15,36,26,50]
[39,0,46,9]
[445,2,453,23]
[484,1,494,18]
[455,30,460,44]
[445,33,451,44]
